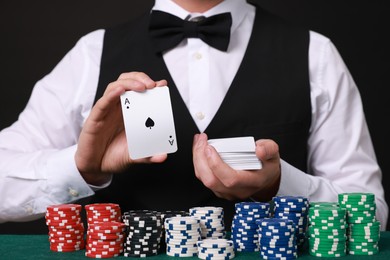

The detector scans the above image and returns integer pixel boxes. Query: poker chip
[164,216,201,257]
[45,203,85,252]
[197,238,235,260]
[85,203,122,225]
[272,196,309,248]
[338,192,380,255]
[308,204,347,257]
[85,204,124,258]
[231,202,270,252]
[123,209,163,258]
[256,218,298,260]
[189,206,226,239]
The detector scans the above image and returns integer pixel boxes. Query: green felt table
[0,232,389,260]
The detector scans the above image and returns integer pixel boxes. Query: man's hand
[75,72,168,185]
[192,133,281,202]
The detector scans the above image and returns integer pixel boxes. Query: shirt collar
[152,0,254,35]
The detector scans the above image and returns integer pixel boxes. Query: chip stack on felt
[45,204,85,252]
[85,203,122,224]
[308,204,347,257]
[197,238,235,260]
[231,201,270,252]
[122,210,163,258]
[160,210,190,252]
[189,206,226,239]
[256,218,298,259]
[85,221,126,258]
[84,203,124,258]
[338,192,381,255]
[272,196,309,248]
[164,216,202,257]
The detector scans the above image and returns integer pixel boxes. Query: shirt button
[195,112,205,120]
[25,206,33,214]
[69,188,79,197]
[193,52,202,60]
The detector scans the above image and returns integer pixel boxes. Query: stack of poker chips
[308,205,347,257]
[338,192,380,255]
[272,196,309,247]
[45,204,85,252]
[122,210,163,258]
[84,203,124,258]
[231,202,270,252]
[164,216,202,257]
[197,238,235,260]
[85,221,126,258]
[85,203,122,224]
[160,210,190,252]
[256,218,298,259]
[189,206,226,239]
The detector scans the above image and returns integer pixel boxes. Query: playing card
[208,136,257,153]
[208,136,262,170]
[120,86,178,159]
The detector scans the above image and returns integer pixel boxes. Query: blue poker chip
[235,202,270,210]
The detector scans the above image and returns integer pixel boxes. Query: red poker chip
[49,234,84,241]
[87,233,125,241]
[47,204,82,213]
[88,239,124,246]
[86,243,123,251]
[86,247,123,254]
[50,238,84,245]
[87,215,118,219]
[50,245,85,251]
[85,251,121,258]
[86,237,125,244]
[49,228,84,236]
[85,203,120,211]
[47,223,82,230]
[48,223,84,232]
[88,228,126,235]
[87,218,121,224]
[89,221,126,231]
[46,219,82,226]
[50,246,83,252]
[86,214,121,220]
[86,208,121,213]
[86,209,120,214]
[45,212,80,219]
[45,211,81,218]
[86,244,123,252]
[50,240,85,247]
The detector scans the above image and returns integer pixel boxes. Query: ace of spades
[120,86,178,159]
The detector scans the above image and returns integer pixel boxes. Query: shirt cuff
[277,159,310,197]
[40,145,95,210]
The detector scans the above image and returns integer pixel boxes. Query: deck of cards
[208,136,262,170]
[120,86,178,159]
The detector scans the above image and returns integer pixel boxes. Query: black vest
[92,3,311,228]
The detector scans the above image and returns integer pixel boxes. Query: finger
[192,133,222,189]
[117,72,167,90]
[255,139,279,161]
[130,154,168,164]
[117,71,155,86]
[155,79,168,87]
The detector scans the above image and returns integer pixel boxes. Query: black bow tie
[149,10,232,53]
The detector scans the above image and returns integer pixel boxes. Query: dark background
[0,0,389,233]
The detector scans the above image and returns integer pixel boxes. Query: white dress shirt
[0,0,388,229]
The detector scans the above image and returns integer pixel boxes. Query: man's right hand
[75,72,168,185]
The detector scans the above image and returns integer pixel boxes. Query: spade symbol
[145,117,155,129]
